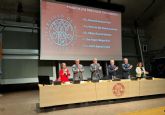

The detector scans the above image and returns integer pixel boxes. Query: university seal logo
[112,83,125,97]
[47,16,75,47]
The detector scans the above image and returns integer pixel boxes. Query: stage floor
[0,90,165,115]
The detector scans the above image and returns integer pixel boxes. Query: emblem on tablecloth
[112,83,125,97]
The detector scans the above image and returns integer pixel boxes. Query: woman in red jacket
[58,63,70,83]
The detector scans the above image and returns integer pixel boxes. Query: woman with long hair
[58,63,70,83]
[136,62,149,78]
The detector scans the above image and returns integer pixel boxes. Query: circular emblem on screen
[112,83,125,97]
[48,16,75,47]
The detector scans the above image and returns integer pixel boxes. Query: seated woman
[58,63,70,83]
[136,62,149,78]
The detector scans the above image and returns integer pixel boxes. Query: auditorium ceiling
[0,0,164,25]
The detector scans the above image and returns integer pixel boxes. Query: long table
[39,78,165,108]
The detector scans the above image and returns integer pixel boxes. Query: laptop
[38,76,50,85]
[91,79,99,82]
[145,76,153,80]
[54,81,61,85]
[130,76,138,80]
[112,77,121,81]
[73,80,81,84]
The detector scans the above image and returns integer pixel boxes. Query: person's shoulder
[108,64,111,67]
[90,63,94,66]
[80,64,83,67]
[136,67,140,69]
[72,64,76,67]
[59,69,63,72]
[97,63,100,66]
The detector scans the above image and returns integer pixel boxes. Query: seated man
[107,59,118,79]
[90,58,102,81]
[122,58,133,79]
[72,59,84,81]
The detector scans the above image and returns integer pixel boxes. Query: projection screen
[40,0,122,60]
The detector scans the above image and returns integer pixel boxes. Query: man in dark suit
[122,58,133,79]
[107,59,118,79]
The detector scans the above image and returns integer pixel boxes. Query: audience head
[110,59,115,65]
[137,62,143,67]
[75,59,80,65]
[61,63,66,69]
[93,58,97,64]
[123,58,128,64]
